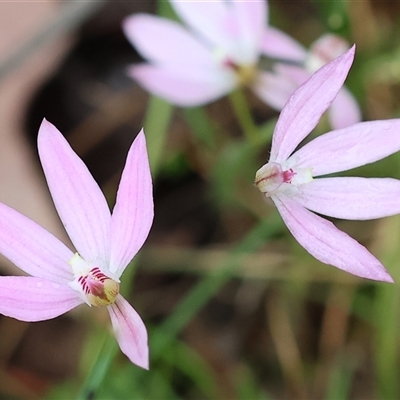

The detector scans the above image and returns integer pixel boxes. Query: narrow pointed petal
[108,295,148,369]
[171,1,230,48]
[292,177,400,220]
[269,46,355,163]
[38,119,111,265]
[253,70,304,111]
[123,14,214,67]
[0,202,73,282]
[128,64,236,106]
[328,87,362,129]
[110,131,153,277]
[273,195,393,282]
[230,1,267,63]
[292,119,400,176]
[260,27,306,62]
[0,276,82,322]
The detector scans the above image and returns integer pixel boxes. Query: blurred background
[1,0,400,399]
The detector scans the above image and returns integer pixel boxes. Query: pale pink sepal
[328,86,362,130]
[293,119,400,176]
[171,1,232,50]
[38,119,111,267]
[171,1,264,64]
[108,295,149,369]
[110,130,154,277]
[0,202,74,283]
[229,0,267,63]
[0,276,83,322]
[293,177,400,220]
[128,64,235,107]
[273,196,393,282]
[261,27,306,62]
[123,14,214,67]
[270,46,355,163]
[253,70,306,111]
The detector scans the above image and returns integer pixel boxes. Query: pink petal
[229,0,267,63]
[128,63,236,106]
[272,195,393,282]
[0,276,82,322]
[38,119,111,266]
[260,27,306,62]
[269,46,355,163]
[123,14,214,67]
[172,1,264,64]
[253,70,302,111]
[0,202,74,282]
[110,130,153,277]
[328,87,362,129]
[108,295,148,369]
[292,177,400,220]
[171,1,231,49]
[292,119,400,176]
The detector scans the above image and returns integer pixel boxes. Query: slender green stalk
[143,96,173,174]
[76,334,119,400]
[373,214,400,399]
[228,89,258,144]
[150,214,282,359]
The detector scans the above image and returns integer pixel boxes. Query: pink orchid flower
[0,120,153,369]
[122,0,296,107]
[255,46,400,282]
[260,32,361,129]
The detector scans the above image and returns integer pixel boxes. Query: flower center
[255,161,313,196]
[68,253,120,307]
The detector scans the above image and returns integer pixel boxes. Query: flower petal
[172,1,264,64]
[128,63,236,106]
[269,46,355,163]
[260,27,306,62]
[110,130,153,277]
[123,14,214,67]
[38,119,111,266]
[292,119,400,176]
[229,0,267,63]
[272,195,393,282]
[292,177,400,220]
[253,70,303,111]
[171,1,231,48]
[0,202,73,282]
[108,295,148,369]
[328,87,362,129]
[0,276,82,321]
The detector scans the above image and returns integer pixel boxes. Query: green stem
[150,214,281,359]
[143,96,173,174]
[228,89,258,144]
[76,334,119,400]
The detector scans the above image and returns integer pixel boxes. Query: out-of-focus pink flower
[261,33,361,129]
[0,120,153,369]
[123,0,298,107]
[255,46,400,282]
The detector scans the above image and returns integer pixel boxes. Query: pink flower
[122,0,295,107]
[255,46,400,282]
[0,120,153,369]
[260,32,361,129]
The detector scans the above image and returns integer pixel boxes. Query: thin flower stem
[150,214,282,359]
[76,333,118,400]
[143,96,173,174]
[228,89,259,144]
